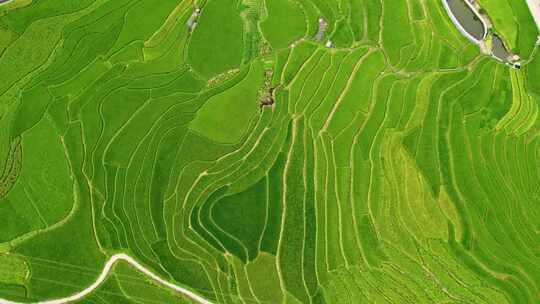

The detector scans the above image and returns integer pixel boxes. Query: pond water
[492,35,510,61]
[446,0,486,41]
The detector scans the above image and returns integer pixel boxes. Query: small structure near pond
[187,8,201,32]
[259,87,275,109]
[314,18,328,41]
[489,34,521,69]
[259,70,276,109]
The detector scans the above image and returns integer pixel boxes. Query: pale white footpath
[526,0,540,31]
[0,253,213,304]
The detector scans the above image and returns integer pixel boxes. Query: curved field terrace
[0,0,539,303]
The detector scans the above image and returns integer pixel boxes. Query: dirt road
[0,253,213,304]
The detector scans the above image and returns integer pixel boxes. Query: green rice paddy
[0,0,539,303]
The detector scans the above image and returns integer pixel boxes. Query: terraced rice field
[0,0,539,303]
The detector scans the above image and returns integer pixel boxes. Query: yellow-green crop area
[0,0,539,303]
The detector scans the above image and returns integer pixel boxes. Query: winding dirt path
[0,253,213,304]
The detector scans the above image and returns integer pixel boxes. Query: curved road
[0,253,213,304]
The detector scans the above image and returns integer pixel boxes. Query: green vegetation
[478,0,538,58]
[260,0,306,49]
[0,254,27,285]
[0,0,539,303]
[189,60,263,143]
[187,0,244,78]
